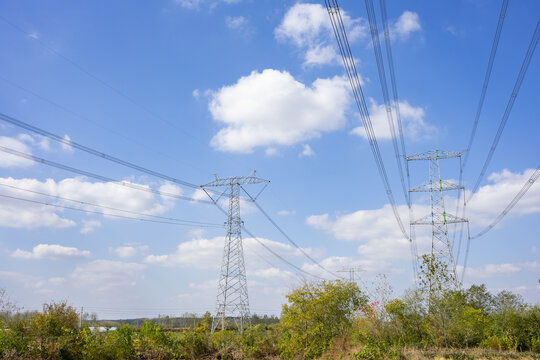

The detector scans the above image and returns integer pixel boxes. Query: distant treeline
[90,313,279,329]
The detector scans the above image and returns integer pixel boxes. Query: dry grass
[319,345,539,360]
[402,347,539,360]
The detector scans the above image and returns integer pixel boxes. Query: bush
[481,334,514,351]
[240,325,279,358]
[355,336,403,360]
[279,280,368,360]
[178,326,211,359]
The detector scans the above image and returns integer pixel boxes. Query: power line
[455,19,540,263]
[0,76,203,173]
[324,0,409,241]
[0,14,200,144]
[378,0,419,280]
[461,167,539,281]
[453,0,509,252]
[208,198,326,281]
[469,19,540,198]
[0,182,222,227]
[364,0,408,204]
[471,166,540,240]
[461,0,509,174]
[460,221,472,283]
[241,225,326,281]
[0,145,213,204]
[0,112,209,192]
[379,0,410,194]
[245,195,344,280]
[0,138,320,280]
[0,193,220,228]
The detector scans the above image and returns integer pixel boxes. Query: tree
[29,301,81,359]
[465,284,494,315]
[0,288,18,324]
[279,280,368,359]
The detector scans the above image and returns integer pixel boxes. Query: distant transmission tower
[337,267,364,283]
[201,172,269,332]
[406,150,468,291]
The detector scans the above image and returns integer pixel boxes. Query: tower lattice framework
[407,150,468,291]
[201,173,269,332]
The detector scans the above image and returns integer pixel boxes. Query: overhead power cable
[469,19,540,198]
[456,18,540,259]
[0,75,202,173]
[0,145,213,205]
[364,0,408,204]
[0,15,199,143]
[453,0,509,250]
[324,0,409,240]
[242,224,326,281]
[242,190,344,280]
[208,199,327,281]
[0,193,220,228]
[0,182,222,227]
[0,112,210,192]
[461,0,509,174]
[460,221,472,283]
[377,0,420,280]
[471,166,540,240]
[0,125,318,278]
[379,0,410,194]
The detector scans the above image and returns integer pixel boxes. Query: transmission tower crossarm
[411,213,468,225]
[405,150,465,161]
[202,173,270,188]
[409,180,463,192]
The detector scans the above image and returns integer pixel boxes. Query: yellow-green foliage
[279,280,368,360]
[0,282,538,359]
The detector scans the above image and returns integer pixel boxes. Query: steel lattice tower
[407,150,468,291]
[201,173,269,332]
[337,267,364,283]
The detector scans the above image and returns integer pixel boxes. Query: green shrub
[178,326,211,359]
[108,324,135,359]
[481,334,514,351]
[240,325,279,358]
[279,280,368,360]
[355,336,403,360]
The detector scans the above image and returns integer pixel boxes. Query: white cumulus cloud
[306,204,430,261]
[175,0,241,10]
[81,220,101,234]
[350,99,436,141]
[0,136,34,168]
[61,135,73,152]
[393,11,421,39]
[225,16,247,30]
[0,177,182,229]
[299,144,315,158]
[209,69,351,153]
[306,168,540,262]
[12,244,91,260]
[144,236,316,270]
[114,245,149,259]
[275,3,366,66]
[466,168,540,227]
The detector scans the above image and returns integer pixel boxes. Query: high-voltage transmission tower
[337,267,364,283]
[201,172,270,333]
[406,150,468,292]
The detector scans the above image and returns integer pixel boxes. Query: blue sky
[0,0,538,319]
